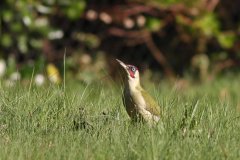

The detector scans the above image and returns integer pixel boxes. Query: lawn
[1,73,240,159]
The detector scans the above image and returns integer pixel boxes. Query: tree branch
[141,29,176,81]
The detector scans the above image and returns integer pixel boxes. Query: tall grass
[0,74,240,159]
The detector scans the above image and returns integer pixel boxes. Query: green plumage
[135,86,161,116]
[122,83,162,119]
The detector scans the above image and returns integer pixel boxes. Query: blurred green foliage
[198,13,220,38]
[0,0,86,79]
[0,0,239,82]
[146,17,162,32]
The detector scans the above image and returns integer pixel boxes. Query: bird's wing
[136,86,161,116]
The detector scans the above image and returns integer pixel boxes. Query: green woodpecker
[116,59,162,124]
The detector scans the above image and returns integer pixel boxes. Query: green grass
[1,74,240,160]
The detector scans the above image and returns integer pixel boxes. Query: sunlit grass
[1,74,240,159]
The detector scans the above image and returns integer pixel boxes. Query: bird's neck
[126,76,140,90]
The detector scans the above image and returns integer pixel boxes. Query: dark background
[1,0,240,83]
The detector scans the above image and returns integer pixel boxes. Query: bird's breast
[124,85,146,109]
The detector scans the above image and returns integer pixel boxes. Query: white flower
[23,16,31,26]
[123,18,134,29]
[86,10,98,20]
[48,30,64,40]
[137,15,146,27]
[100,12,112,24]
[0,60,6,77]
[10,72,21,81]
[35,74,45,85]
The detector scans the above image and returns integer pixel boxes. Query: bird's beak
[116,59,128,71]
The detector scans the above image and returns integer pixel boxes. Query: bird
[116,59,163,125]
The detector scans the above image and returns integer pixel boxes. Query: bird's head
[116,59,140,84]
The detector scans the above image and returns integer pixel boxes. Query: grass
[1,73,240,160]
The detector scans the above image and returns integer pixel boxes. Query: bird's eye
[132,67,136,72]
